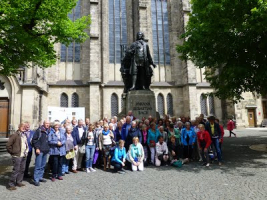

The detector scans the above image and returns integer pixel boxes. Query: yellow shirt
[211,124,215,135]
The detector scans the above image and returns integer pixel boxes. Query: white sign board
[48,107,85,123]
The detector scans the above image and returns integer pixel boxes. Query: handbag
[79,145,86,154]
[93,149,99,164]
[66,149,75,160]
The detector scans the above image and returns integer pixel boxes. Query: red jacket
[227,120,235,131]
[219,125,224,143]
[197,130,212,149]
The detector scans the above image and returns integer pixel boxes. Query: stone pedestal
[126,90,156,120]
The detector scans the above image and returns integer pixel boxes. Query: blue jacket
[111,147,126,164]
[181,128,196,146]
[121,123,132,141]
[48,128,66,156]
[147,129,162,145]
[72,126,86,146]
[113,128,122,142]
[25,130,34,152]
[125,128,142,149]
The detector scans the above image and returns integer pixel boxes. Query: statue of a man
[124,32,156,91]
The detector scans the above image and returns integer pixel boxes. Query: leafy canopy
[177,0,267,101]
[0,0,91,76]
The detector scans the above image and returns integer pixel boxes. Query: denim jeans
[211,138,222,162]
[34,152,48,183]
[85,145,95,168]
[51,155,63,178]
[111,158,123,171]
[62,157,70,174]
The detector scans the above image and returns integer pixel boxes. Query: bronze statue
[120,32,156,93]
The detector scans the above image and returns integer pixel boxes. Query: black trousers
[24,151,32,176]
[111,159,123,171]
[183,145,193,159]
[9,157,26,187]
[51,155,63,178]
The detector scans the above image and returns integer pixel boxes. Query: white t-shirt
[78,127,84,139]
[87,131,94,146]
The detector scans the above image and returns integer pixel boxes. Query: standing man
[71,119,77,128]
[85,118,90,128]
[6,123,29,190]
[24,122,35,178]
[32,120,51,186]
[205,115,222,165]
[72,119,86,172]
[121,116,132,142]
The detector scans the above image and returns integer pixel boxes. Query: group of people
[5,111,237,190]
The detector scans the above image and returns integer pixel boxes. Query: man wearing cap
[205,115,222,165]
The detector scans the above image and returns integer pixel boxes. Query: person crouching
[155,136,169,166]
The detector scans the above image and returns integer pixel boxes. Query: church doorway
[0,98,9,137]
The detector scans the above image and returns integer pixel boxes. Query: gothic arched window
[151,0,170,65]
[71,93,79,107]
[157,93,165,117]
[209,95,215,115]
[60,93,68,107]
[200,94,208,116]
[167,93,173,116]
[109,0,127,63]
[111,93,119,116]
[60,0,81,62]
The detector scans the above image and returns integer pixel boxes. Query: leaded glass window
[60,93,68,107]
[167,93,173,116]
[157,94,165,116]
[151,0,170,65]
[71,93,79,107]
[60,0,81,62]
[200,94,208,116]
[111,93,119,116]
[109,0,127,63]
[209,95,215,115]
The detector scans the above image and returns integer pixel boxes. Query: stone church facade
[0,0,265,137]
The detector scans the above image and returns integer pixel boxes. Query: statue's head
[136,32,144,40]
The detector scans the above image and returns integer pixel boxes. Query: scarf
[131,143,142,159]
[102,130,110,136]
[142,131,147,144]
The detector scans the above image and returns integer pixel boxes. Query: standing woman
[227,118,236,137]
[62,126,75,175]
[147,123,161,165]
[48,122,66,181]
[141,124,149,164]
[99,124,114,171]
[181,122,196,162]
[197,124,212,167]
[82,124,97,173]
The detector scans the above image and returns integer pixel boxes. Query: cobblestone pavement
[0,128,267,200]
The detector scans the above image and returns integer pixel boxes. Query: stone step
[0,138,8,153]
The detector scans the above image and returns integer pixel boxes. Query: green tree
[0,0,91,76]
[177,0,267,101]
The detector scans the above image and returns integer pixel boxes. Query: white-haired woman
[128,137,145,171]
[99,124,114,171]
[62,125,74,175]
[48,121,66,181]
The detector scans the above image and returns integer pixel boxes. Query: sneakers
[89,168,96,172]
[58,177,63,180]
[219,162,222,166]
[17,183,26,187]
[118,170,125,174]
[39,179,47,183]
[206,163,210,167]
[86,168,91,173]
[65,172,69,174]
[72,170,78,173]
[7,185,16,190]
[33,181,40,186]
[202,162,207,166]
[51,178,56,182]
